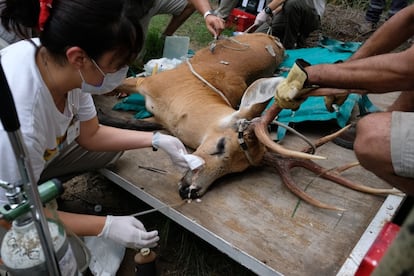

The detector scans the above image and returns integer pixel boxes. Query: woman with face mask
[0,0,193,273]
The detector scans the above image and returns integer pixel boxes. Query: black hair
[0,0,145,65]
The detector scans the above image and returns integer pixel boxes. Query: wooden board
[95,92,404,275]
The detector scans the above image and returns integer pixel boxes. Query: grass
[130,12,214,73]
[133,11,236,73]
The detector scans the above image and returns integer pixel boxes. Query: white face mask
[79,59,128,95]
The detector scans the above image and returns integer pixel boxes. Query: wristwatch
[264,6,273,15]
[203,10,216,19]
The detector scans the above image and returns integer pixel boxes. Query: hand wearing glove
[152,132,189,169]
[254,10,272,26]
[98,215,159,249]
[274,59,314,110]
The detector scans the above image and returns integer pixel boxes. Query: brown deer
[116,33,398,211]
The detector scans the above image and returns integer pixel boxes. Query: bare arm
[307,46,414,94]
[305,4,414,97]
[189,0,225,37]
[189,0,213,14]
[349,4,414,60]
[76,116,153,152]
[267,0,285,12]
[46,210,106,236]
[0,211,106,237]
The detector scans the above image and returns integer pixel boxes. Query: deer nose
[179,185,200,199]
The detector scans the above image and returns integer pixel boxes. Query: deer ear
[238,77,285,119]
[239,77,284,108]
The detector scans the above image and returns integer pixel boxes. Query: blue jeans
[365,0,407,24]
[255,0,320,49]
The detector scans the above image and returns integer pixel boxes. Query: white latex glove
[98,215,159,249]
[254,10,272,26]
[152,132,189,169]
[180,149,205,170]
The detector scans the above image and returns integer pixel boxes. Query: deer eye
[211,137,226,156]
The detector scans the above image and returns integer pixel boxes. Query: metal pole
[0,60,62,275]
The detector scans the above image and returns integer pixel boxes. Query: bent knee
[354,113,391,157]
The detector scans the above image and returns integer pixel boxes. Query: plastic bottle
[134,248,157,276]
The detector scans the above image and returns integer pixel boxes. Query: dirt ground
[60,3,411,276]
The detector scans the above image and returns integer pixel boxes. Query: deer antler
[252,103,326,160]
[262,126,401,211]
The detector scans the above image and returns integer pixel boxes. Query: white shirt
[0,39,96,203]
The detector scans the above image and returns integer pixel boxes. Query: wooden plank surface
[95,92,403,275]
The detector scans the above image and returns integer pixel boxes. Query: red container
[354,221,400,276]
[225,8,256,32]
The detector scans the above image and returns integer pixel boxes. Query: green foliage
[143,30,165,62]
[142,13,237,65]
[142,13,210,64]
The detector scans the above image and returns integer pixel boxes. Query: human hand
[204,12,225,37]
[98,216,159,249]
[254,10,272,26]
[274,59,313,110]
[324,94,348,112]
[323,60,348,112]
[152,132,189,169]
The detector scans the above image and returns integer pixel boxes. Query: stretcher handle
[0,60,20,132]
